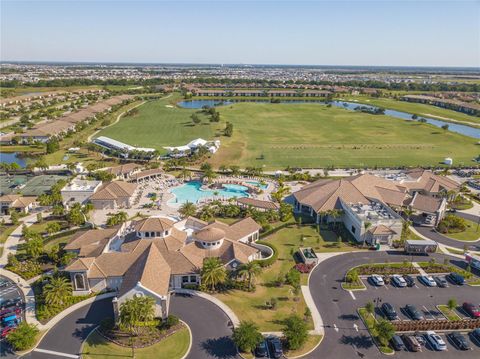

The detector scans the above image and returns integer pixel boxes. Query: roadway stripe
[333,324,339,332]
[33,349,79,358]
[348,291,356,300]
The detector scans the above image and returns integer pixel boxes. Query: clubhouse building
[64,216,263,319]
[293,169,459,246]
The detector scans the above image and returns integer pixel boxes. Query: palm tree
[238,261,262,291]
[403,207,413,221]
[363,221,372,247]
[179,202,197,218]
[201,257,227,292]
[180,167,192,181]
[119,296,155,338]
[43,277,72,307]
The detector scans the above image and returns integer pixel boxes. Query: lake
[177,99,480,139]
[0,152,27,168]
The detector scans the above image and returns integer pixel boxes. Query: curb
[356,309,394,356]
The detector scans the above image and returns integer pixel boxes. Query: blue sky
[1,0,479,67]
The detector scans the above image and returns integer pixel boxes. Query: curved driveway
[21,294,238,359]
[306,251,480,359]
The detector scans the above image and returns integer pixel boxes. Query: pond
[177,99,480,139]
[0,152,27,168]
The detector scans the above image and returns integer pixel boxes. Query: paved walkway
[458,196,480,216]
[412,262,427,276]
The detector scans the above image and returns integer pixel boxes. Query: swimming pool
[168,181,250,205]
[245,180,268,190]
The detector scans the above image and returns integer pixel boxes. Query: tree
[25,237,44,259]
[232,321,263,353]
[179,202,197,218]
[365,301,375,315]
[6,322,39,351]
[46,221,61,235]
[201,257,226,291]
[238,261,262,291]
[448,298,457,310]
[191,113,201,125]
[10,210,19,225]
[52,205,65,216]
[363,221,372,246]
[43,277,72,307]
[441,124,449,130]
[283,314,308,350]
[119,296,156,336]
[346,269,359,284]
[224,122,233,137]
[36,213,43,223]
[374,319,395,346]
[66,204,86,226]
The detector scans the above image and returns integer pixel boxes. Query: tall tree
[179,202,197,218]
[238,261,262,291]
[201,257,226,291]
[119,296,155,336]
[43,277,72,307]
[232,321,263,353]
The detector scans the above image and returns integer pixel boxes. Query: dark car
[471,328,480,342]
[255,340,268,357]
[0,298,23,309]
[402,334,421,352]
[267,337,283,359]
[433,276,448,288]
[390,334,405,351]
[405,304,424,320]
[448,272,465,285]
[449,332,470,350]
[462,302,480,318]
[381,302,399,320]
[403,275,415,287]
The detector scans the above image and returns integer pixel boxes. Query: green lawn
[97,96,477,169]
[341,95,480,126]
[437,305,461,321]
[214,225,356,331]
[82,327,190,359]
[444,218,480,241]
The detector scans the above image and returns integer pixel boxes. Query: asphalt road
[19,293,239,359]
[307,251,480,359]
[414,225,480,250]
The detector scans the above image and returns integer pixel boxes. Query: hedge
[254,240,278,267]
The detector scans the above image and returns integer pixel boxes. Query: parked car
[391,274,407,287]
[255,340,268,357]
[403,275,415,287]
[0,279,11,288]
[448,272,465,285]
[433,276,448,288]
[405,304,424,320]
[418,275,437,287]
[0,297,23,309]
[0,307,21,318]
[425,331,447,351]
[381,302,399,320]
[267,336,283,359]
[462,302,480,318]
[471,328,480,343]
[449,332,470,350]
[390,334,405,351]
[402,334,421,352]
[369,274,384,286]
[0,325,16,338]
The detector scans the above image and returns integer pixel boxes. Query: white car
[425,331,447,351]
[391,274,407,287]
[370,274,384,286]
[419,275,437,287]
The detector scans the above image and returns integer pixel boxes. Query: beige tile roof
[105,163,140,176]
[368,225,397,235]
[134,217,175,233]
[64,227,119,257]
[194,227,226,242]
[409,193,444,213]
[403,169,459,193]
[0,194,20,203]
[237,197,279,210]
[119,243,171,297]
[11,196,36,208]
[65,257,96,271]
[90,181,137,201]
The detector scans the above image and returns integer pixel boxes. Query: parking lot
[353,274,480,357]
[0,275,25,356]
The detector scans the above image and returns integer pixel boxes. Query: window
[74,273,86,290]
[182,276,189,283]
[165,230,169,236]
[145,232,150,238]
[351,226,356,233]
[156,232,161,237]
[190,276,196,282]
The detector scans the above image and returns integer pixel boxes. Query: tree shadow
[339,334,374,350]
[200,336,238,358]
[338,314,360,321]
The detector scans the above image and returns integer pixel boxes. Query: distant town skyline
[1,0,479,67]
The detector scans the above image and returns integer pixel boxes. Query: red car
[0,307,21,319]
[462,302,480,318]
[0,326,16,338]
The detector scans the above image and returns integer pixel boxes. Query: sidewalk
[412,262,428,276]
[0,212,42,267]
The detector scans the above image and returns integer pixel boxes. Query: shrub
[6,322,39,351]
[294,263,315,273]
[100,317,115,332]
[285,268,301,287]
[162,315,179,329]
[283,314,308,350]
[232,321,263,353]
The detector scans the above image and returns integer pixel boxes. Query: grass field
[82,327,190,359]
[444,218,480,241]
[341,95,480,126]
[97,96,478,169]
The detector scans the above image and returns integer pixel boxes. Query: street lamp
[373,297,382,319]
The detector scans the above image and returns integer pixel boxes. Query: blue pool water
[169,181,250,205]
[245,180,268,189]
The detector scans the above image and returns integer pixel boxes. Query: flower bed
[352,262,419,276]
[418,262,473,278]
[294,263,315,273]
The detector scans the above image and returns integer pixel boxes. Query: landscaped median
[342,261,420,291]
[437,305,461,321]
[357,307,395,355]
[417,261,480,285]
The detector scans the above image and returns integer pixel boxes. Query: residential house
[89,181,138,210]
[0,194,36,215]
